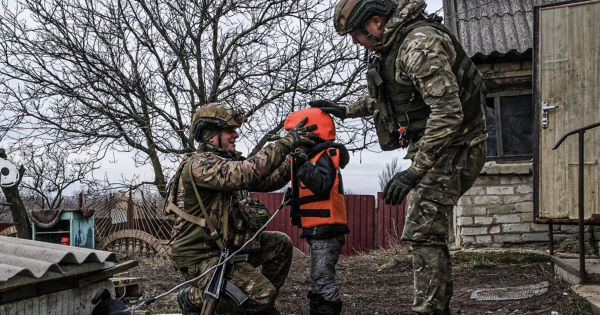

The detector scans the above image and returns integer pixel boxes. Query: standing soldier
[310,0,488,314]
[166,102,318,315]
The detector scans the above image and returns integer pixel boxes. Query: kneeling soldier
[166,102,318,315]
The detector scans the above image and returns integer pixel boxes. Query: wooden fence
[250,192,406,255]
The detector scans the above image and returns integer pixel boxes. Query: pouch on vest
[237,198,270,230]
[367,55,402,151]
[231,197,270,251]
[372,98,401,151]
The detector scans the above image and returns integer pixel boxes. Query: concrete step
[571,284,600,315]
[552,256,600,284]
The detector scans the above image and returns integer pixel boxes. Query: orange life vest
[290,148,347,228]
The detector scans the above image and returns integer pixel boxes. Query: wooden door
[535,1,600,221]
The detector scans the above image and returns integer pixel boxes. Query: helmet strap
[361,27,381,41]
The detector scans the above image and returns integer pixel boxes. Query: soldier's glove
[383,167,425,205]
[283,187,293,205]
[280,117,319,150]
[290,148,308,167]
[308,100,347,120]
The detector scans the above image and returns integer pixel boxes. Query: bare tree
[0,0,369,196]
[11,142,101,209]
[0,148,31,239]
[378,157,403,192]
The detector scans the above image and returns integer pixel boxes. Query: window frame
[485,89,533,161]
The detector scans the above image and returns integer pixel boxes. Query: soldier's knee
[270,231,293,253]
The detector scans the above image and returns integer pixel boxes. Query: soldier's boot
[308,292,342,315]
[177,287,201,315]
[307,292,319,315]
[246,306,284,315]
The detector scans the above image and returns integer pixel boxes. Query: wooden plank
[38,293,47,315]
[539,5,570,219]
[78,260,139,288]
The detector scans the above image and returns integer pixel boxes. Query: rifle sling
[188,161,225,251]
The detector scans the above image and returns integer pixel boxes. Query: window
[485,91,533,159]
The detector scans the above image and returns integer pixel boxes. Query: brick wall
[455,161,550,247]
[455,161,597,252]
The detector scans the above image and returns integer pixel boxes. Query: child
[284,107,350,315]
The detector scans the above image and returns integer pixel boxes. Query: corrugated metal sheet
[444,0,569,57]
[377,193,407,248]
[0,235,117,283]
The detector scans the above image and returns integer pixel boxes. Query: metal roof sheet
[443,0,568,57]
[0,235,117,284]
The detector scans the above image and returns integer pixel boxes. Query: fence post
[127,189,134,229]
[374,194,379,248]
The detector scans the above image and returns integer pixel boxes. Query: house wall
[455,162,596,252]
[455,162,545,247]
[477,60,533,92]
[0,279,114,315]
[451,59,593,251]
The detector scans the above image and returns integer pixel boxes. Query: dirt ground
[120,248,592,315]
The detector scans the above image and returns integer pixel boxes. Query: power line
[445,0,498,19]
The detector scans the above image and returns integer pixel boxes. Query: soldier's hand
[290,148,308,167]
[282,117,319,148]
[283,187,293,205]
[383,167,425,205]
[308,100,347,120]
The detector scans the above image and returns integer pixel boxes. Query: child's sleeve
[296,150,336,195]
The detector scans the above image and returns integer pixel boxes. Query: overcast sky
[0,0,444,197]
[82,0,445,197]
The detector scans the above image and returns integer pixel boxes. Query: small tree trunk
[0,149,32,239]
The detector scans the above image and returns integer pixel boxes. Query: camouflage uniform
[168,103,316,315]
[335,0,488,314]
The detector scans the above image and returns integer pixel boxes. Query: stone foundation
[455,161,593,252]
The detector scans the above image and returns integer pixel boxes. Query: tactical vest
[367,17,488,151]
[165,154,262,255]
[290,148,347,229]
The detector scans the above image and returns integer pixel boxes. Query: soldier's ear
[370,15,385,30]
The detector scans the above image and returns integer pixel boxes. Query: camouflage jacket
[169,143,291,268]
[347,0,486,174]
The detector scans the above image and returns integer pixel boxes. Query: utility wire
[444,0,498,19]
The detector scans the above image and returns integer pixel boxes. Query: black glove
[281,117,319,149]
[283,187,293,205]
[290,148,308,167]
[308,100,347,120]
[383,167,425,205]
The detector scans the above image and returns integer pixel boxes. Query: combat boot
[177,287,201,315]
[308,292,342,315]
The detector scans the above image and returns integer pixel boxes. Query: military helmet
[190,102,247,141]
[334,0,396,35]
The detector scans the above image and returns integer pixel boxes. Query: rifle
[201,248,250,315]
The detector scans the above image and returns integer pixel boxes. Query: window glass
[500,95,533,156]
[485,98,498,157]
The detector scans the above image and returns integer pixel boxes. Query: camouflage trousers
[180,231,293,315]
[307,235,345,302]
[401,141,486,315]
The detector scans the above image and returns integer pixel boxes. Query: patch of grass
[452,251,550,271]
[564,300,593,315]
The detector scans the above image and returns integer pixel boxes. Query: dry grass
[119,248,590,315]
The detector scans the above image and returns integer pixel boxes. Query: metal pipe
[578,131,586,284]
[549,222,554,256]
